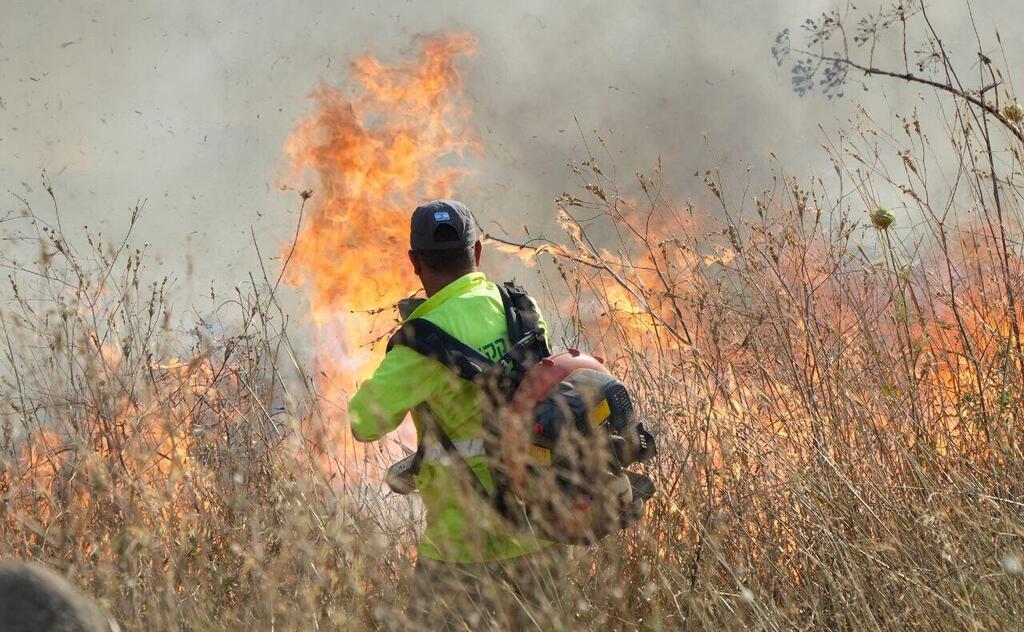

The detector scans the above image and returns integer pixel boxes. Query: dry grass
[4,65,1024,632]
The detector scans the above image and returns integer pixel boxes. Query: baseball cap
[409,199,478,252]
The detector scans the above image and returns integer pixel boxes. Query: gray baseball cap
[409,199,478,252]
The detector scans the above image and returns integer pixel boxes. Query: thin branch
[794,48,1024,144]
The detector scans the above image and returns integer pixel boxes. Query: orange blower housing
[490,349,655,544]
[509,349,636,446]
[510,349,609,416]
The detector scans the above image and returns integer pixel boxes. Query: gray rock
[0,560,116,632]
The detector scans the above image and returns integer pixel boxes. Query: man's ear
[473,240,482,267]
[408,250,422,276]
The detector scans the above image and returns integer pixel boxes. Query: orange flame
[283,33,478,416]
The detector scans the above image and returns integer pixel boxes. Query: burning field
[3,6,1024,630]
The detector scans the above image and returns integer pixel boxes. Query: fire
[9,339,233,540]
[490,197,701,366]
[283,33,478,426]
[279,34,694,461]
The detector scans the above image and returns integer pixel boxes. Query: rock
[0,560,117,632]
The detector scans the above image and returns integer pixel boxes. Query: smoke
[1,0,1022,303]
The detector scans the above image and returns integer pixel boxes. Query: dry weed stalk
[3,5,1024,627]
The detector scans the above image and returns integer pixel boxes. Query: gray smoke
[1,0,1022,308]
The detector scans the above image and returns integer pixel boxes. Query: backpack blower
[384,282,657,544]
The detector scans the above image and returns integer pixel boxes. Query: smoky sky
[2,0,1022,309]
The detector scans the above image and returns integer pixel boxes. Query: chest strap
[386,318,493,382]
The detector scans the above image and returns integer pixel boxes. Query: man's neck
[423,269,474,297]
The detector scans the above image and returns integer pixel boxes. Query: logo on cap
[410,199,477,251]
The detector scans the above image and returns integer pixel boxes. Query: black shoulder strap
[387,318,493,381]
[497,281,551,358]
[497,283,524,345]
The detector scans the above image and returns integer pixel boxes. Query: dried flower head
[1003,102,1024,124]
[870,206,896,230]
[1003,553,1023,575]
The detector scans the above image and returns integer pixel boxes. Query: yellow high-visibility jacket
[349,272,550,563]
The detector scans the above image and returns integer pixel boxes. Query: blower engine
[493,349,656,543]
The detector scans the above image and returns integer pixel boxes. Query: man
[348,200,561,628]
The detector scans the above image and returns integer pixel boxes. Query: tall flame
[283,33,478,412]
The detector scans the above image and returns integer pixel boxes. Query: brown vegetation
[3,5,1024,629]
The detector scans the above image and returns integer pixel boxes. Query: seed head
[870,206,895,230]
[1003,102,1024,124]
[1003,553,1023,575]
